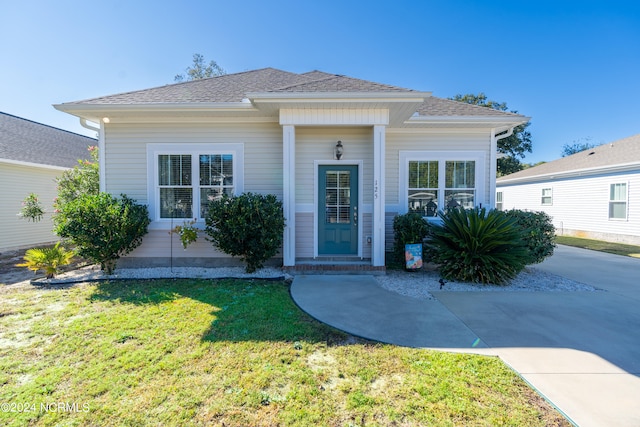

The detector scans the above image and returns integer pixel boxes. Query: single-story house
[54,68,528,270]
[497,133,640,245]
[0,112,95,252]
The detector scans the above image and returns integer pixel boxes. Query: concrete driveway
[290,245,640,427]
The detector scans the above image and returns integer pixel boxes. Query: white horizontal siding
[280,108,389,125]
[0,163,62,250]
[498,170,640,243]
[125,229,229,258]
[295,213,314,258]
[104,122,284,204]
[385,212,397,252]
[295,127,374,205]
[104,122,283,259]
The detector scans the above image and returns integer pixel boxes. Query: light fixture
[102,117,110,124]
[334,140,344,160]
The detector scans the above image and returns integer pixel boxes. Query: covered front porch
[281,120,387,269]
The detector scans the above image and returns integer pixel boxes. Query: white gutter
[79,118,100,133]
[489,125,518,208]
[79,118,105,192]
[498,162,640,185]
[0,158,69,171]
[55,102,257,114]
[246,91,432,101]
[406,116,528,125]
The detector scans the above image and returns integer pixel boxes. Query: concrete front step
[285,260,385,275]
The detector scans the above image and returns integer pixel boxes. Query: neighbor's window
[496,191,503,211]
[609,183,627,220]
[403,152,482,218]
[541,188,553,205]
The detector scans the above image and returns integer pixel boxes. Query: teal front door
[318,165,358,255]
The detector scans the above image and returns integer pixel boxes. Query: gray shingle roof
[66,68,415,105]
[498,133,640,183]
[0,112,96,168]
[416,96,525,117]
[59,68,519,117]
[69,68,310,104]
[271,72,414,93]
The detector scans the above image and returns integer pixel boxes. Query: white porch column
[489,129,498,208]
[283,125,296,266]
[373,125,386,266]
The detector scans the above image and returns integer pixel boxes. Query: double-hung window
[496,191,504,211]
[541,188,553,205]
[408,160,439,216]
[609,183,627,220]
[445,160,475,210]
[148,144,244,224]
[401,151,484,219]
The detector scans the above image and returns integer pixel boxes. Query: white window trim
[541,187,553,206]
[608,182,628,221]
[399,151,486,220]
[147,143,244,229]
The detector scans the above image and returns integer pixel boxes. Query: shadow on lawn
[89,278,350,345]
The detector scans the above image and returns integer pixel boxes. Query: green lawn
[0,279,569,426]
[556,236,640,258]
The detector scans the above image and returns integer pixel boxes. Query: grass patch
[556,236,640,258]
[0,279,570,426]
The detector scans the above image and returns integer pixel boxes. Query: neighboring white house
[55,68,528,270]
[0,112,95,251]
[497,133,640,245]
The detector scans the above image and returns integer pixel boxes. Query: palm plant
[424,207,530,285]
[17,242,75,279]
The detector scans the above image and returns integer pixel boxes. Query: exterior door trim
[314,160,363,258]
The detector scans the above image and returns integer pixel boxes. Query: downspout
[489,126,515,208]
[79,118,106,192]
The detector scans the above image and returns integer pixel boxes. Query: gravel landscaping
[14,262,599,302]
[376,266,598,300]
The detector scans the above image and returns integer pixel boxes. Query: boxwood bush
[55,193,150,274]
[205,193,285,273]
[504,209,556,264]
[424,207,530,285]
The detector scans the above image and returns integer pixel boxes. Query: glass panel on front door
[325,171,351,224]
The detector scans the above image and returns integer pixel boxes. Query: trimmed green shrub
[205,193,285,273]
[505,209,556,264]
[392,212,430,266]
[424,207,530,285]
[55,193,150,274]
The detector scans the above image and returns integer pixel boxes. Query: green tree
[561,137,599,157]
[174,53,226,82]
[18,146,98,223]
[451,93,532,176]
[54,145,99,214]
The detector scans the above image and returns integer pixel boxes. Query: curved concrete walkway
[290,245,640,427]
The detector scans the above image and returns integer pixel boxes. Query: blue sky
[1,0,639,163]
